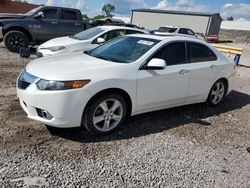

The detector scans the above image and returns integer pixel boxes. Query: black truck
[0,5,90,52]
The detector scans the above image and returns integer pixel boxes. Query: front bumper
[16,80,92,128]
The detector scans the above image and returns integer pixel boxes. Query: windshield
[88,36,159,63]
[71,27,105,40]
[25,6,42,16]
[158,27,177,33]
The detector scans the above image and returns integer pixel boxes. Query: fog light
[42,110,53,120]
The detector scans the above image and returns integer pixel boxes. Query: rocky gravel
[0,42,250,187]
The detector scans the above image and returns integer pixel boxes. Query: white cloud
[38,0,87,11]
[221,3,250,19]
[108,0,147,15]
[152,0,208,12]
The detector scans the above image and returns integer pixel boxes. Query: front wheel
[207,79,227,106]
[83,94,128,135]
[4,30,29,52]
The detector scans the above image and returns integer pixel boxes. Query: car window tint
[152,42,186,66]
[43,9,57,19]
[89,36,159,63]
[187,29,195,36]
[179,28,188,35]
[188,43,217,63]
[99,30,125,42]
[61,10,77,20]
[125,30,144,34]
[73,27,105,40]
[158,27,177,33]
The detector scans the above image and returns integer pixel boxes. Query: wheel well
[84,88,133,117]
[217,78,229,92]
[4,27,33,42]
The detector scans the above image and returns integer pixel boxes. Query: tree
[102,3,115,17]
[82,14,89,21]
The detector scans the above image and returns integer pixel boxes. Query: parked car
[16,34,236,135]
[0,5,90,52]
[36,26,147,57]
[151,26,196,37]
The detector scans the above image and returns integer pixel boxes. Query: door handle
[74,23,81,26]
[210,65,217,69]
[51,21,58,24]
[179,69,189,75]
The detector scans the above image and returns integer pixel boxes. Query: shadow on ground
[48,90,250,143]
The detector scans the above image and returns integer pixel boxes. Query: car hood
[39,36,84,48]
[0,13,25,19]
[26,52,123,80]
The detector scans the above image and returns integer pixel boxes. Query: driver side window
[42,9,58,19]
[94,30,125,43]
[152,42,187,66]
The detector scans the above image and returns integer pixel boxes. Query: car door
[185,42,219,102]
[33,8,61,41]
[58,9,85,36]
[136,42,191,112]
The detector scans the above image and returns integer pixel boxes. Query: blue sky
[28,0,250,19]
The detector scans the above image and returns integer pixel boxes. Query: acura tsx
[16,34,236,135]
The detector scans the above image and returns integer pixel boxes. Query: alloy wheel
[210,81,225,105]
[92,99,123,132]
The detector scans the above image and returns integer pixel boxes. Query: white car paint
[37,25,147,57]
[17,35,236,128]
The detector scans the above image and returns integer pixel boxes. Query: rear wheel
[83,94,128,135]
[207,79,227,106]
[4,30,29,52]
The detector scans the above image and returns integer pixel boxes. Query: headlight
[36,79,90,90]
[47,46,65,52]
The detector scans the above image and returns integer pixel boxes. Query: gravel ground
[0,42,250,187]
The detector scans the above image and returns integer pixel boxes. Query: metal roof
[132,9,221,18]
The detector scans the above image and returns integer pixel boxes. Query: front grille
[18,80,30,89]
[17,70,37,90]
[36,108,43,118]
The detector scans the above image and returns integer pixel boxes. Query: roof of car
[97,25,146,32]
[127,34,207,44]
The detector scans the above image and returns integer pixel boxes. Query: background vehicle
[0,5,90,52]
[151,26,196,37]
[36,25,148,57]
[17,35,235,135]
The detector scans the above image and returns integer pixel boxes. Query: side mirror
[34,11,44,19]
[96,37,105,44]
[146,58,166,70]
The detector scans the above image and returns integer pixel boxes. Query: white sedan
[17,34,236,135]
[36,26,147,57]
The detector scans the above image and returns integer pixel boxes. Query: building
[0,0,39,14]
[131,9,222,36]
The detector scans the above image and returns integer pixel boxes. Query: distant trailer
[131,9,222,36]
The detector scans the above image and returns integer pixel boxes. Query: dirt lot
[0,41,250,187]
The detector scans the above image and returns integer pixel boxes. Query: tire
[207,79,227,106]
[3,30,29,52]
[83,94,128,135]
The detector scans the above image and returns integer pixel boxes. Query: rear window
[158,27,177,33]
[126,30,144,34]
[188,43,217,63]
[61,10,78,20]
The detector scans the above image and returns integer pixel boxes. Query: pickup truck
[0,5,90,52]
